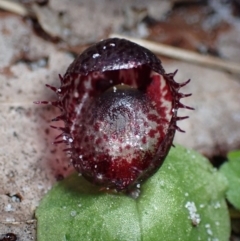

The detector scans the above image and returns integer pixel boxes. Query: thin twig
[0,0,29,17]
[110,34,240,75]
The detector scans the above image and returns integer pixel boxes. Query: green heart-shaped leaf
[220,150,240,210]
[36,145,230,241]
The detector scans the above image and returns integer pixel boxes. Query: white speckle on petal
[97,174,103,180]
[74,91,79,98]
[92,53,100,58]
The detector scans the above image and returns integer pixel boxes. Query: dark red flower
[39,38,192,192]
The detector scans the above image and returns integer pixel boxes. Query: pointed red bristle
[173,69,178,76]
[179,79,191,88]
[46,84,57,92]
[176,116,189,121]
[51,115,65,122]
[174,124,185,133]
[55,133,64,140]
[178,93,192,98]
[178,102,195,110]
[62,148,72,152]
[168,69,178,79]
[33,100,50,105]
[50,125,58,129]
[50,125,68,132]
[53,140,67,145]
[59,74,64,84]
